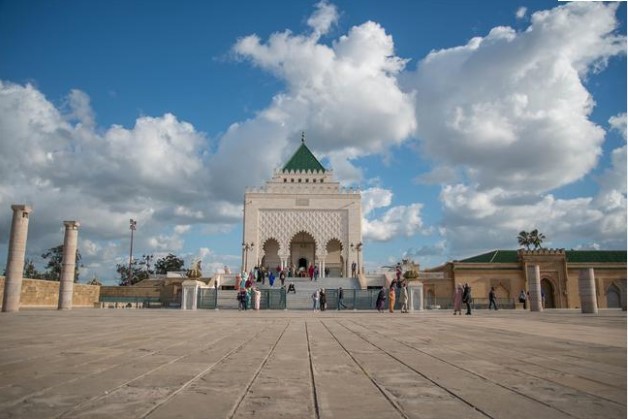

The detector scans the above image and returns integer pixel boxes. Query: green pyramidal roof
[282,141,326,172]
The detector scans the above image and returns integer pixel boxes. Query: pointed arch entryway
[541,278,555,308]
[261,238,280,271]
[325,238,343,277]
[606,283,621,308]
[290,231,316,277]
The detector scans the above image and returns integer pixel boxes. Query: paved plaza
[0,309,625,419]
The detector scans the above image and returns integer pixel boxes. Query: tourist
[312,289,320,311]
[279,270,286,286]
[462,283,472,315]
[453,284,463,315]
[269,271,275,287]
[338,287,347,309]
[395,263,402,282]
[376,288,386,312]
[245,275,252,289]
[287,283,296,294]
[488,286,498,310]
[400,283,409,313]
[320,289,326,311]
[314,265,319,281]
[388,285,396,313]
[308,264,315,281]
[519,290,527,309]
[351,261,357,278]
[254,287,261,310]
[245,287,252,310]
[240,273,247,290]
[238,288,247,310]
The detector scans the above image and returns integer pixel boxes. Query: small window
[291,179,294,183]
[320,179,324,183]
[305,179,309,183]
[313,179,317,183]
[298,179,302,183]
[283,178,287,183]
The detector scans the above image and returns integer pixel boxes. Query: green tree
[23,258,42,279]
[116,259,149,286]
[517,229,547,250]
[41,245,82,282]
[154,254,185,274]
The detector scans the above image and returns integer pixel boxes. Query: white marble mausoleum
[242,137,362,278]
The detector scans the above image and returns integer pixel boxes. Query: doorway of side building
[606,284,621,308]
[540,278,555,308]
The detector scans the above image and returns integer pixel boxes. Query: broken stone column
[58,221,80,310]
[579,268,598,314]
[2,205,32,313]
[527,264,543,312]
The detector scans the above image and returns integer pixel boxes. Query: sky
[0,0,626,285]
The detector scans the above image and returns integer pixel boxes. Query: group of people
[236,285,261,311]
[452,284,502,315]
[311,288,326,311]
[376,280,409,313]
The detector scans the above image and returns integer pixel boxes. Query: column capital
[11,204,32,214]
[63,220,80,229]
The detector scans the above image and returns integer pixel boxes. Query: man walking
[338,287,348,309]
[462,283,472,315]
[488,286,498,310]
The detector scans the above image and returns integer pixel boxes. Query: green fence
[198,288,218,309]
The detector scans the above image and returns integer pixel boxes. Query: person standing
[314,266,319,281]
[488,286,498,310]
[319,289,326,311]
[453,284,463,315]
[519,290,527,310]
[312,289,320,311]
[376,288,386,312]
[388,285,396,313]
[269,271,275,287]
[338,287,347,309]
[245,287,252,310]
[400,283,409,313]
[462,283,472,315]
[279,270,286,286]
[351,261,357,278]
[308,264,315,281]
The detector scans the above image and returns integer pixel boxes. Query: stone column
[2,205,32,313]
[408,283,424,313]
[579,268,598,314]
[527,264,543,312]
[58,221,80,310]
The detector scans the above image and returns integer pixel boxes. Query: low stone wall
[0,277,100,308]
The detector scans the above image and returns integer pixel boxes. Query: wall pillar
[409,283,424,313]
[579,268,598,314]
[58,221,80,310]
[527,264,543,312]
[2,205,32,313]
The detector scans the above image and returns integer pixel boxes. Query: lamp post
[351,242,363,276]
[242,242,254,273]
[128,219,137,285]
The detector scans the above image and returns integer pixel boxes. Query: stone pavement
[0,309,625,419]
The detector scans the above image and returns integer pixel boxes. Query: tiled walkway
[0,309,625,418]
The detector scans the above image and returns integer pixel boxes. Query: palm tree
[529,229,546,250]
[517,230,531,250]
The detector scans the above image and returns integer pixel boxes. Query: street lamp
[242,242,254,273]
[351,242,363,276]
[128,219,137,285]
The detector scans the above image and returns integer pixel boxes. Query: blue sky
[0,0,626,284]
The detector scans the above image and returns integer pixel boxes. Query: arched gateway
[242,136,362,278]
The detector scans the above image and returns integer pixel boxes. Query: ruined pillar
[408,283,424,313]
[58,221,80,310]
[579,268,598,314]
[2,205,32,313]
[527,264,543,312]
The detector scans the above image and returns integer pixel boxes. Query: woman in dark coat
[376,288,386,312]
[319,289,327,311]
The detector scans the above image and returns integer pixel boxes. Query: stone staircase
[263,276,360,310]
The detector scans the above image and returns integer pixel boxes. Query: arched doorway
[325,239,343,277]
[541,278,555,308]
[261,238,280,272]
[606,284,621,308]
[290,232,315,277]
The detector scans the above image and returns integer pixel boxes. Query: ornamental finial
[301,131,305,143]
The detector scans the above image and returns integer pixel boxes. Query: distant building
[424,249,626,309]
[242,135,362,277]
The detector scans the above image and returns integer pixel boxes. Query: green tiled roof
[282,141,326,173]
[457,250,518,264]
[565,250,626,263]
[457,249,626,264]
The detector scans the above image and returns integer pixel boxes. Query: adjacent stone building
[423,249,627,309]
[242,137,362,277]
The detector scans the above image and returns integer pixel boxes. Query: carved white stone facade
[242,151,362,277]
